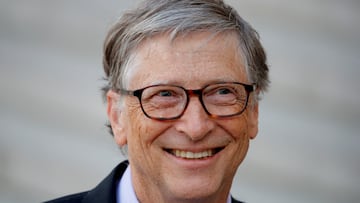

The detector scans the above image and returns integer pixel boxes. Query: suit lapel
[231,196,244,203]
[82,161,129,203]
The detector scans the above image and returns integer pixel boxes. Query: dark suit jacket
[45,160,244,203]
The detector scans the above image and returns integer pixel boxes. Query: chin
[164,175,226,202]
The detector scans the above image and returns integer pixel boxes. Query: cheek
[126,104,168,149]
[229,116,251,169]
[222,114,250,140]
[231,116,250,153]
[127,107,147,142]
[220,115,251,164]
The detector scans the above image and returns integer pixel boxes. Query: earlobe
[107,90,127,146]
[248,103,259,140]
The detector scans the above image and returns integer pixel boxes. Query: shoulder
[44,160,129,203]
[232,196,245,203]
[43,192,87,203]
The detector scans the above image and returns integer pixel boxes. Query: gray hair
[102,0,269,134]
[103,0,269,92]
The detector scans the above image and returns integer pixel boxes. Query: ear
[247,102,259,140]
[107,90,127,146]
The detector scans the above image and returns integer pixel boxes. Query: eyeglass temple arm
[115,88,134,95]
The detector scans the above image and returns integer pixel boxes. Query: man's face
[108,32,259,202]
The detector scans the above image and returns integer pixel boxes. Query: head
[104,0,269,202]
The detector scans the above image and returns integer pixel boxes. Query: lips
[165,148,224,159]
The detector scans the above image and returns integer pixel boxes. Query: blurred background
[1,0,359,202]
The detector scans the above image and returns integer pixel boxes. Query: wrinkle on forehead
[145,31,241,56]
[125,31,247,89]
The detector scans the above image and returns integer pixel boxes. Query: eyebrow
[142,77,246,88]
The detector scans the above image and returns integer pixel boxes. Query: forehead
[126,31,247,89]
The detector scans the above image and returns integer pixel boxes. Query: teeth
[172,149,213,159]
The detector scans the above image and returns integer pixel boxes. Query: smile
[165,148,224,159]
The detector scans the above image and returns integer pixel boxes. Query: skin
[107,31,259,203]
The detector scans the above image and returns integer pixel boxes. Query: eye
[217,88,233,95]
[141,86,184,106]
[158,90,173,97]
[204,84,240,105]
[206,86,236,97]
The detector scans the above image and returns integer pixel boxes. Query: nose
[174,96,215,141]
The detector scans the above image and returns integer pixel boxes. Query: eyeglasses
[116,82,255,121]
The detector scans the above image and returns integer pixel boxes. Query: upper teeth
[172,149,213,159]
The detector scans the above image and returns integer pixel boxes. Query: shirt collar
[117,165,139,203]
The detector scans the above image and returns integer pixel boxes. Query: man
[46,0,269,202]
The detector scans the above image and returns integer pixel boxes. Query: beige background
[1,0,359,202]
